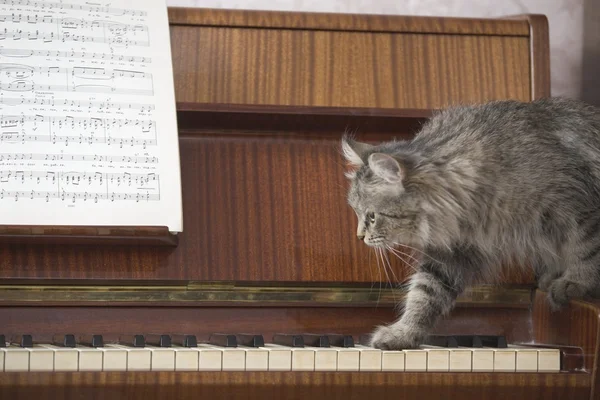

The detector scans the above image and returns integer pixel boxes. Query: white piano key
[420,347,449,372]
[27,346,54,372]
[3,348,29,371]
[99,347,128,371]
[537,348,561,372]
[264,344,314,371]
[490,348,516,372]
[354,345,382,371]
[509,346,538,372]
[194,346,222,371]
[38,344,78,371]
[403,350,427,371]
[197,344,244,371]
[147,346,175,371]
[76,347,103,372]
[448,349,472,372]
[106,344,151,371]
[260,346,291,371]
[240,347,269,371]
[0,348,4,372]
[172,347,199,371]
[335,348,360,372]
[381,350,405,371]
[471,348,494,372]
[310,347,337,371]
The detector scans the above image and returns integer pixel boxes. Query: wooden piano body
[1,7,598,400]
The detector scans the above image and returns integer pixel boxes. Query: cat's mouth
[364,235,386,247]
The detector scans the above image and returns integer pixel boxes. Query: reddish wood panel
[170,25,531,108]
[0,371,590,400]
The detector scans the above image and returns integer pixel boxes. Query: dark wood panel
[0,303,532,345]
[168,7,531,36]
[170,26,531,108]
[0,371,590,400]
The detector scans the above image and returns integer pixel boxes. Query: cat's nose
[357,233,365,240]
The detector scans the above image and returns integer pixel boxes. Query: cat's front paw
[548,278,587,311]
[369,324,422,350]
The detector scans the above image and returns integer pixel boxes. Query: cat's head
[342,137,429,249]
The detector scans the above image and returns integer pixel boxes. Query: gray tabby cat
[342,97,600,350]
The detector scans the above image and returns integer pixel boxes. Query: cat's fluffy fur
[342,97,600,350]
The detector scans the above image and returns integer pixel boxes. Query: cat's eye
[367,212,375,223]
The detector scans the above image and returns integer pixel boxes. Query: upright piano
[0,7,597,400]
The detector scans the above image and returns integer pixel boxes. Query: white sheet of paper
[0,0,182,231]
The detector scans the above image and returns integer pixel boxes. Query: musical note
[0,0,148,17]
[0,15,149,34]
[0,48,152,63]
[0,153,159,164]
[0,97,155,112]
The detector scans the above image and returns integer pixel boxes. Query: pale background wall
[167,0,600,106]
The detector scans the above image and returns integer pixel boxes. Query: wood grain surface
[0,10,548,284]
[168,7,532,36]
[170,25,531,108]
[0,371,590,400]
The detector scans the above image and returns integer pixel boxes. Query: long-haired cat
[342,97,600,350]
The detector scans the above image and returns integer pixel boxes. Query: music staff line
[0,48,152,64]
[1,114,157,148]
[0,14,148,33]
[1,63,151,79]
[1,114,155,129]
[0,189,159,202]
[0,133,156,148]
[0,153,159,164]
[0,30,149,47]
[0,170,158,184]
[0,0,147,17]
[1,82,153,96]
[0,169,160,203]
[0,96,155,112]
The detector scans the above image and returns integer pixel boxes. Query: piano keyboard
[0,333,561,373]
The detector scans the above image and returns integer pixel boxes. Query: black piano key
[20,334,33,348]
[173,334,197,348]
[146,334,172,348]
[327,334,355,348]
[476,335,507,348]
[120,334,145,348]
[52,334,76,348]
[79,335,104,348]
[209,334,237,348]
[358,334,371,346]
[235,334,264,348]
[423,335,458,348]
[272,334,304,348]
[452,335,481,348]
[302,334,330,348]
[0,334,5,348]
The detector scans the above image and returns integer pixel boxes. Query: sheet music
[0,0,182,231]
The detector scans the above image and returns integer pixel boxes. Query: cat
[341,97,600,350]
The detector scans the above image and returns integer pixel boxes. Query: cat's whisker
[386,246,458,292]
[379,248,398,302]
[381,249,401,284]
[377,247,394,292]
[386,245,421,266]
[391,242,447,266]
[373,248,383,306]
[385,246,420,275]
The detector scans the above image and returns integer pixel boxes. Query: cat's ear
[341,137,373,167]
[368,153,404,184]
